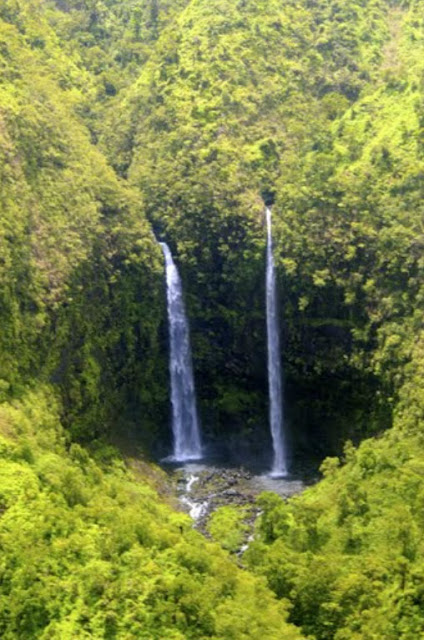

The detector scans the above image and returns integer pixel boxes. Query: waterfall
[160,242,202,461]
[265,208,288,477]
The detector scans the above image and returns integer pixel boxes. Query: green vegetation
[115,0,391,445]
[246,334,424,639]
[2,0,422,449]
[207,505,249,553]
[95,0,423,451]
[0,0,424,637]
[0,388,303,639]
[0,0,167,445]
[274,0,424,450]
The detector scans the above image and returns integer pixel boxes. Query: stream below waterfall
[162,458,316,549]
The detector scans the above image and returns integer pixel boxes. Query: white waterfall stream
[160,242,202,461]
[265,208,288,477]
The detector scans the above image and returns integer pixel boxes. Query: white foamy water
[160,242,202,462]
[265,208,288,477]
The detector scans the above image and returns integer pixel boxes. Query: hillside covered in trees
[0,0,423,638]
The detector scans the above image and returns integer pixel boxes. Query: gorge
[0,0,423,638]
[160,208,290,474]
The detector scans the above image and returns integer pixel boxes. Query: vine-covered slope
[0,0,424,638]
[97,0,423,453]
[246,334,424,640]
[0,0,167,445]
[2,0,422,452]
[0,389,303,640]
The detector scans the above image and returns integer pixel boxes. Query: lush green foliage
[274,0,424,449]
[207,505,249,553]
[93,0,423,450]
[0,0,167,444]
[117,0,388,445]
[1,0,424,638]
[2,0,423,450]
[0,388,303,639]
[246,335,424,638]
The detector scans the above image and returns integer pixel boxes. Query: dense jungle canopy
[0,0,423,637]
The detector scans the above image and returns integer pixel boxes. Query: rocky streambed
[171,463,308,544]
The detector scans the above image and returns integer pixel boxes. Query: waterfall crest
[265,208,288,477]
[160,242,202,461]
